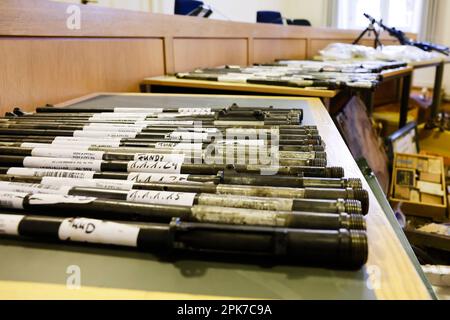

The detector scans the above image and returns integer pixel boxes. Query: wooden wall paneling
[253,39,307,64]
[172,38,248,73]
[163,36,175,74]
[0,37,165,113]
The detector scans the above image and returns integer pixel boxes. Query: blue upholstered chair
[256,11,283,24]
[175,0,204,15]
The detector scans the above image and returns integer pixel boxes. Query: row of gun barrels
[0,105,369,269]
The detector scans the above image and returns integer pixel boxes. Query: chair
[175,0,204,15]
[256,11,283,24]
[287,19,312,26]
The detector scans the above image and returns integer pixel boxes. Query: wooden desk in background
[140,76,339,110]
[0,93,434,300]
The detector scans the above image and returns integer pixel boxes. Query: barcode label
[7,168,96,179]
[73,131,138,139]
[23,157,102,171]
[31,148,105,160]
[41,177,134,191]
[0,182,71,195]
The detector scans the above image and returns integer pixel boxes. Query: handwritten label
[154,142,203,150]
[28,194,97,205]
[7,168,96,179]
[0,214,25,236]
[126,190,196,206]
[127,161,181,174]
[127,173,191,183]
[23,157,102,171]
[166,132,208,141]
[133,153,185,163]
[58,218,139,247]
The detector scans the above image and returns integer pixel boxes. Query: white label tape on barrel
[90,113,148,120]
[28,194,97,206]
[217,74,249,83]
[23,142,90,150]
[154,142,203,151]
[178,108,212,114]
[135,120,194,126]
[31,148,105,160]
[0,192,27,210]
[0,214,25,236]
[23,157,102,171]
[126,190,196,206]
[127,173,191,183]
[73,131,138,139]
[82,125,144,133]
[114,108,163,114]
[133,153,185,163]
[52,137,121,148]
[0,181,71,195]
[7,168,96,179]
[127,161,181,174]
[58,217,139,247]
[41,177,134,191]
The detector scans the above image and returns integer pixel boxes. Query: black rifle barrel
[0,181,363,214]
[0,167,359,189]
[0,156,342,178]
[0,191,365,230]
[0,213,368,269]
[0,174,369,213]
[0,146,327,167]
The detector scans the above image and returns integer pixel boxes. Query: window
[336,0,424,33]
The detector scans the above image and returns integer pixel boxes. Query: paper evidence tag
[7,168,96,179]
[23,157,103,171]
[166,132,208,141]
[41,177,134,191]
[31,148,105,160]
[178,108,212,114]
[0,181,71,195]
[133,153,185,163]
[73,131,138,139]
[89,113,148,120]
[0,191,28,210]
[0,213,25,235]
[127,161,181,174]
[134,120,194,125]
[82,125,145,133]
[58,217,140,247]
[126,190,196,206]
[127,173,191,183]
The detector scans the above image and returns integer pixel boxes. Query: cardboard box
[420,171,441,184]
[421,193,443,205]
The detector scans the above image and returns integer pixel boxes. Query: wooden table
[0,93,434,300]
[140,76,339,110]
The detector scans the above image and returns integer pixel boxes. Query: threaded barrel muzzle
[349,214,366,230]
[348,230,368,269]
[309,158,327,167]
[314,151,327,160]
[346,178,362,189]
[353,189,369,215]
[326,167,344,178]
[344,200,362,215]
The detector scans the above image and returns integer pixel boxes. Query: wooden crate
[389,153,447,221]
